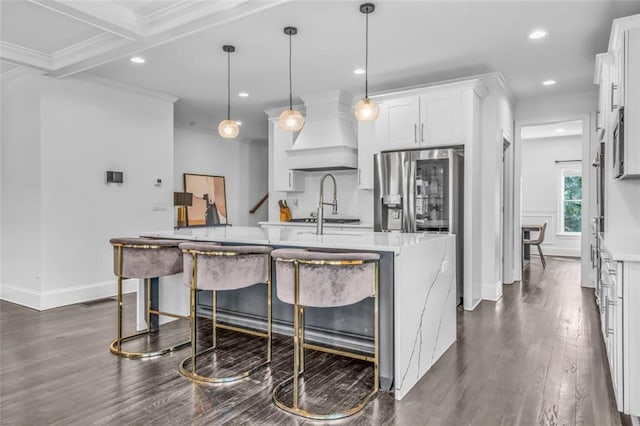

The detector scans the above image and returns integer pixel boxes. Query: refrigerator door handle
[406,158,416,233]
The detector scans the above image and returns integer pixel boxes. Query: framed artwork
[183,173,228,226]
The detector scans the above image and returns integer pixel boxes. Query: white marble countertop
[259,221,374,229]
[141,226,451,254]
[601,233,640,262]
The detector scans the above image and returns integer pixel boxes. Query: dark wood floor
[0,257,626,425]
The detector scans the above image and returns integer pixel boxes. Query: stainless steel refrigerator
[374,147,464,304]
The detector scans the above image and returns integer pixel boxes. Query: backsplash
[285,170,374,224]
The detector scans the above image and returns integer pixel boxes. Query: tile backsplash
[285,170,374,224]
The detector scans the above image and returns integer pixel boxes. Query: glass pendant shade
[354,97,379,121]
[278,108,304,132]
[218,119,240,138]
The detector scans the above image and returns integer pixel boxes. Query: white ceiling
[2,0,640,141]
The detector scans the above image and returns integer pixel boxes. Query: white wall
[283,170,373,224]
[478,76,515,301]
[1,72,42,304]
[514,91,597,286]
[521,135,582,257]
[174,126,268,226]
[1,72,177,309]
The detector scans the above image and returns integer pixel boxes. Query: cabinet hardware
[595,111,602,131]
[605,297,609,332]
[289,171,292,188]
[358,168,361,185]
[414,124,418,143]
[611,83,618,112]
[421,123,424,142]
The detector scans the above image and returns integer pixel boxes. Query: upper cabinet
[595,15,640,179]
[356,80,487,189]
[376,88,463,151]
[270,118,305,192]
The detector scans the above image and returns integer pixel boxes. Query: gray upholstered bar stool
[178,243,273,383]
[109,237,200,359]
[271,248,380,420]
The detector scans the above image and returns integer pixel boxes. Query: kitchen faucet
[317,173,338,235]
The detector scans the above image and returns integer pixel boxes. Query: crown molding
[608,13,640,52]
[79,73,179,103]
[30,0,141,40]
[52,33,130,69]
[0,41,52,70]
[0,67,30,82]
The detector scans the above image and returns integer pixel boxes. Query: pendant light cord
[365,10,369,98]
[227,50,231,120]
[288,32,293,110]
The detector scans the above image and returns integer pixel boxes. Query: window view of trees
[563,174,582,233]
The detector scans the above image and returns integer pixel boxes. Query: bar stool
[109,237,198,358]
[271,248,380,420]
[178,243,273,383]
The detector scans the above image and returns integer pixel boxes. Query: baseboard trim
[0,284,41,310]
[482,280,503,301]
[0,280,137,311]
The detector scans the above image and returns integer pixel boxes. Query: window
[560,167,582,233]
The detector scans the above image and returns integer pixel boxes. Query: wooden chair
[523,222,548,268]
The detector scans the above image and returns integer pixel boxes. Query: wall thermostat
[106,171,124,184]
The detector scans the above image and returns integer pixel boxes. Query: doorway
[519,120,584,268]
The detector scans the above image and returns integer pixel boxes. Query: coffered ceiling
[2,1,640,142]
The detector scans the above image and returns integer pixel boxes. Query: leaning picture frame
[183,173,228,226]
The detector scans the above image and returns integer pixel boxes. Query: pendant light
[279,26,304,132]
[218,45,240,139]
[354,3,379,121]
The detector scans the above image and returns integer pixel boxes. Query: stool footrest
[272,374,378,420]
[109,332,190,359]
[179,346,270,383]
[215,323,268,339]
[147,309,190,321]
[302,342,375,363]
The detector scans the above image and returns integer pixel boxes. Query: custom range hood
[286,90,358,171]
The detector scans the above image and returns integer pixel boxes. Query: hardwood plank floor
[0,257,627,425]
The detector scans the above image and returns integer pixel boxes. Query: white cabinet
[379,96,420,148]
[376,88,464,151]
[595,18,640,179]
[420,90,461,146]
[598,236,640,417]
[357,120,377,190]
[271,121,305,192]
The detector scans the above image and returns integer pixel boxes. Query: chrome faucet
[317,173,338,235]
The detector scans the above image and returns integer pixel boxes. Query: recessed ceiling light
[235,121,242,126]
[529,30,547,40]
[555,128,565,133]
[238,92,249,97]
[130,56,145,64]
[353,68,366,75]
[542,79,556,86]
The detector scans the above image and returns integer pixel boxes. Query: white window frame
[558,164,582,236]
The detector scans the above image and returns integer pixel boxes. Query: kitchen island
[139,226,456,400]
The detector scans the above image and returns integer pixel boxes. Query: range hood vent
[286,90,358,171]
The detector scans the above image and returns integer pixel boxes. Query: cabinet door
[419,90,461,146]
[357,120,377,190]
[379,96,420,149]
[272,124,304,192]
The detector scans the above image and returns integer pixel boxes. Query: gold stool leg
[299,306,305,374]
[179,251,272,384]
[271,259,380,420]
